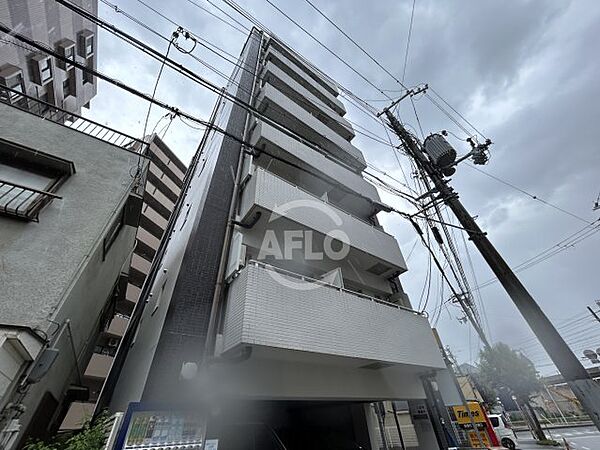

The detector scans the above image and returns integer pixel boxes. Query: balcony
[263,47,346,116]
[266,38,340,97]
[256,84,365,171]
[0,84,146,152]
[261,61,354,140]
[239,168,405,279]
[250,120,386,217]
[219,261,445,398]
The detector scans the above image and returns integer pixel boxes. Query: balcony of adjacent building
[235,167,406,295]
[212,261,445,401]
[249,120,388,219]
[260,60,354,141]
[263,42,344,116]
[255,84,365,172]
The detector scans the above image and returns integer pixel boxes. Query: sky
[77,0,600,375]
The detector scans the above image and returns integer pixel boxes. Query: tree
[478,342,547,441]
[470,373,498,411]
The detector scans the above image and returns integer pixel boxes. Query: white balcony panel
[250,120,383,211]
[261,61,354,141]
[257,84,365,171]
[266,38,340,97]
[240,168,405,271]
[222,262,444,371]
[264,47,346,116]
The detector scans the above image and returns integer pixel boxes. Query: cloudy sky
[80,0,600,374]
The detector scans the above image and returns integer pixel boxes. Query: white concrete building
[103,30,452,450]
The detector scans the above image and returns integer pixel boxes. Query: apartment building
[101,29,457,449]
[0,0,97,119]
[0,84,146,449]
[61,134,187,429]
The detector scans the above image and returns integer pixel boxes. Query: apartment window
[30,54,53,85]
[0,139,74,221]
[0,66,25,104]
[77,29,94,57]
[83,56,94,84]
[63,70,75,98]
[56,38,76,69]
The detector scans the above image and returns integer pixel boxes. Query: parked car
[488,414,518,449]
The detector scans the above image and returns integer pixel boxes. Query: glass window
[85,36,94,56]
[0,140,73,221]
[63,78,71,98]
[83,56,94,84]
[65,46,75,61]
[40,58,52,83]
[489,417,499,427]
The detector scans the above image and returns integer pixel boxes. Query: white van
[488,414,518,449]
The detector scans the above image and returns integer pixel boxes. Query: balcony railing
[245,260,416,312]
[0,85,147,152]
[0,179,61,221]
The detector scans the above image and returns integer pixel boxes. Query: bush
[24,414,111,450]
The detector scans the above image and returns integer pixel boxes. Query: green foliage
[24,414,111,450]
[478,342,542,402]
[470,373,498,409]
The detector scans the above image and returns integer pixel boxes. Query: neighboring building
[101,29,455,449]
[0,0,98,119]
[0,87,146,448]
[60,134,187,429]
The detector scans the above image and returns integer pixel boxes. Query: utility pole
[383,104,600,431]
[588,306,600,324]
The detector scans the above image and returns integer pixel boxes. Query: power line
[473,219,600,291]
[262,0,393,100]
[302,0,409,94]
[465,163,593,225]
[401,0,416,84]
[124,0,400,149]
[182,0,248,34]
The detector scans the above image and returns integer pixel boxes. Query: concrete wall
[0,103,141,442]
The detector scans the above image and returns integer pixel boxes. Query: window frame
[0,138,74,221]
[0,65,26,104]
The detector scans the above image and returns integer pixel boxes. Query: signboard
[467,430,491,448]
[452,401,487,425]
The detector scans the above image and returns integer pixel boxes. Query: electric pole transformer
[383,103,600,431]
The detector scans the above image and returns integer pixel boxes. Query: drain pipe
[203,30,263,362]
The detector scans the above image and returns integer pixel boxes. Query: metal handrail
[0,85,147,154]
[0,179,60,221]
[246,259,422,315]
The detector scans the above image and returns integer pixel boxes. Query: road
[516,426,600,449]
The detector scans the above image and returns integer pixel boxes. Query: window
[0,139,74,221]
[62,78,71,98]
[40,59,52,83]
[77,29,94,57]
[0,65,25,104]
[83,56,94,84]
[489,417,499,428]
[56,38,76,69]
[63,71,75,98]
[30,54,53,85]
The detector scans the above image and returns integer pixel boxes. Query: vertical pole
[384,110,600,432]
